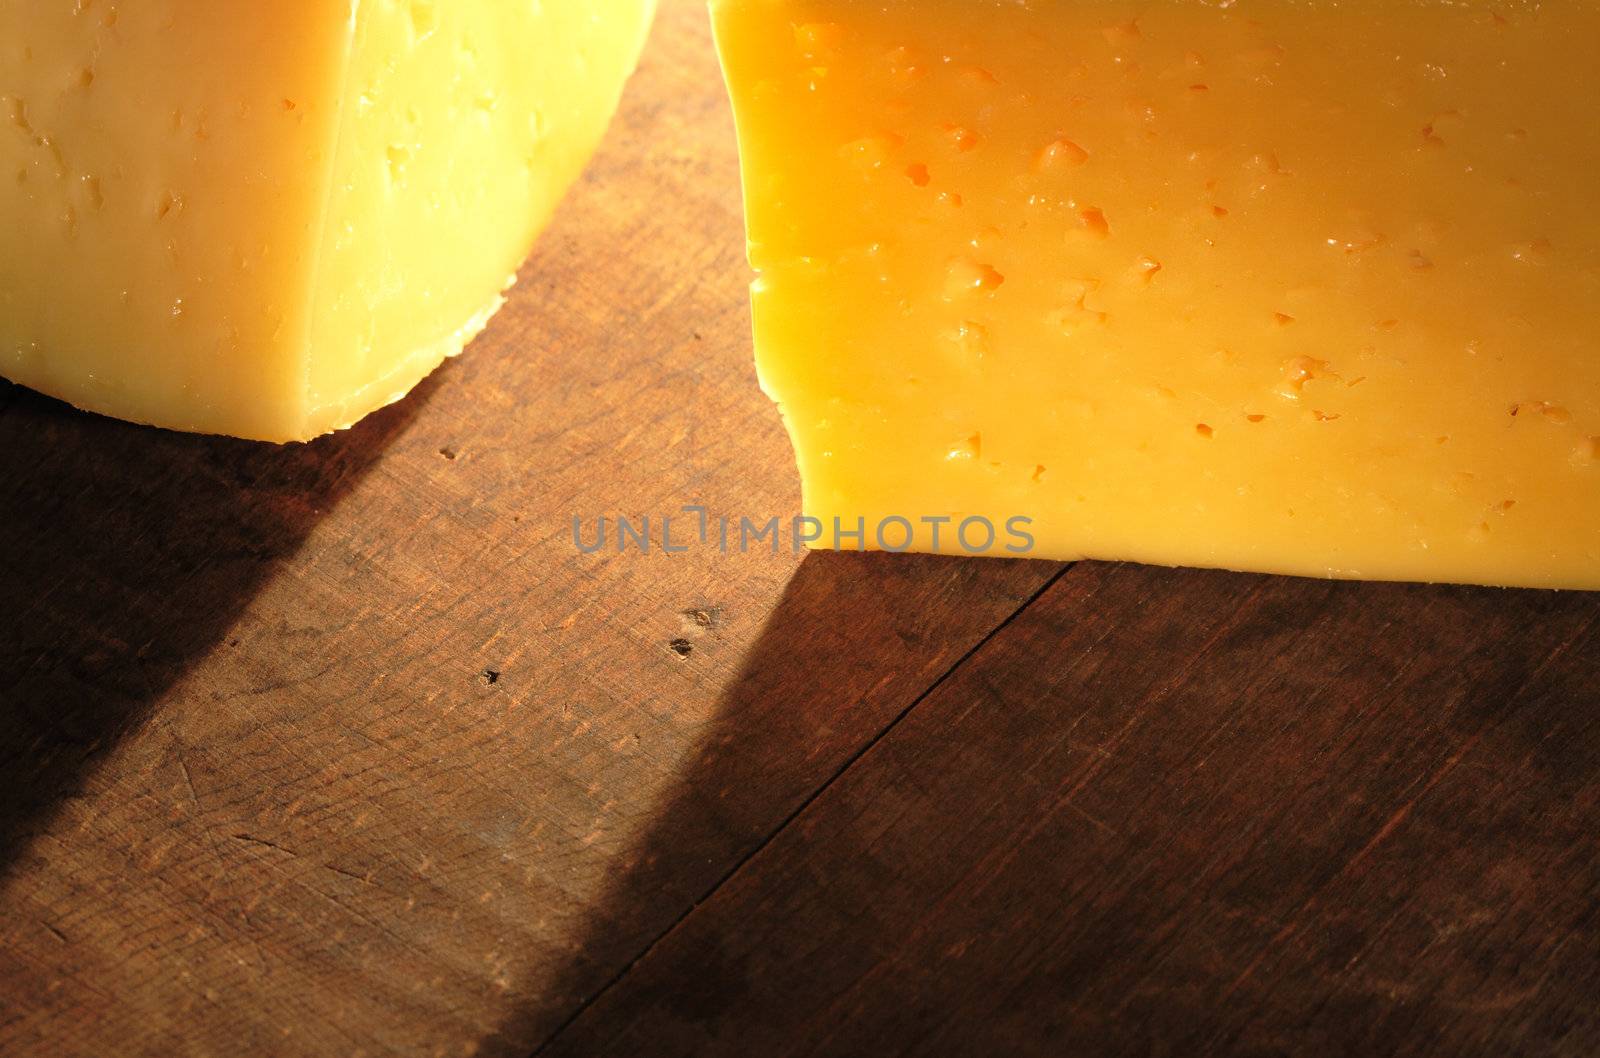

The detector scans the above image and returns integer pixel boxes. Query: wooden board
[1,5,1596,1057]
[542,564,1600,1057]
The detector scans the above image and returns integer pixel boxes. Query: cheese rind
[1,0,655,442]
[713,0,1600,589]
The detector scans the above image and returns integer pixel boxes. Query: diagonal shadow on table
[512,558,1600,1058]
[482,548,1058,1056]
[0,374,437,879]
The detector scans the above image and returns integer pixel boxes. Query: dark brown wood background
[2,5,1596,1056]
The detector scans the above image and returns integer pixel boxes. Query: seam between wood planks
[529,560,1075,1057]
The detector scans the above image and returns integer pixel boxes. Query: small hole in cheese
[944,259,1004,298]
[1038,139,1088,170]
[943,124,982,153]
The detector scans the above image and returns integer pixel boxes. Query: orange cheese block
[1,0,654,441]
[711,0,1600,588]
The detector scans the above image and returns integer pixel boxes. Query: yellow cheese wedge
[1,0,655,442]
[712,0,1600,589]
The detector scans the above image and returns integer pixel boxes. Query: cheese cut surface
[0,0,655,442]
[712,0,1600,589]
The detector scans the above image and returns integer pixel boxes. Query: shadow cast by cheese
[491,548,1013,1049]
[0,370,438,879]
[510,558,1600,1055]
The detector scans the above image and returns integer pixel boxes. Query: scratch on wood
[1344,734,1481,877]
[1223,733,1486,1001]
[174,745,203,812]
[232,833,299,857]
[1222,920,1302,999]
[322,862,376,886]
[1062,800,1115,836]
[171,738,239,904]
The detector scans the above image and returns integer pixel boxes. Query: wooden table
[3,5,1597,1056]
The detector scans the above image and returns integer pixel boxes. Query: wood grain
[0,6,1057,1056]
[4,4,1598,1057]
[540,563,1600,1058]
